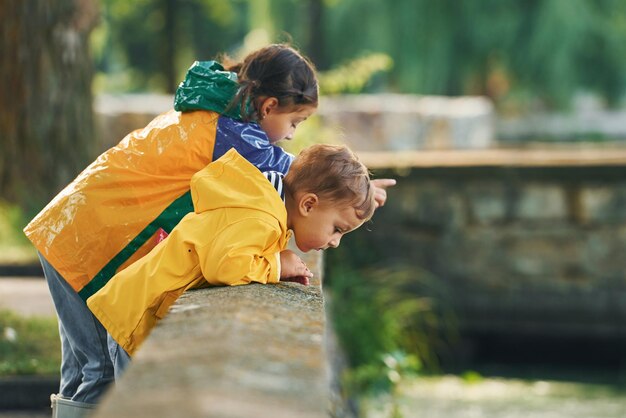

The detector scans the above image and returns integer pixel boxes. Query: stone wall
[319,94,494,150]
[354,154,626,339]
[93,247,329,418]
[498,110,626,143]
[93,93,626,341]
[90,95,626,415]
[94,93,495,152]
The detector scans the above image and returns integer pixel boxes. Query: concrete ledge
[93,250,328,418]
[357,146,626,170]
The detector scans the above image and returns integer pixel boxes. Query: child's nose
[328,236,341,248]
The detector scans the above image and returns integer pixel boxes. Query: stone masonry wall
[319,94,494,150]
[94,93,495,152]
[93,93,626,340]
[92,247,329,418]
[354,162,626,339]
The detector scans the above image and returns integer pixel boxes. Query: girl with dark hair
[24,43,394,417]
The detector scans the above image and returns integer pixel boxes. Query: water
[362,334,626,418]
[364,375,626,418]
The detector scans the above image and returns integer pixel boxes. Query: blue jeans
[107,333,131,379]
[39,253,114,403]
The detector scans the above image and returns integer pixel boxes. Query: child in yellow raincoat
[24,43,394,415]
[24,44,321,414]
[87,143,376,373]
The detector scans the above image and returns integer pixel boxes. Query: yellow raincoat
[87,148,291,355]
[23,110,292,301]
[24,61,293,302]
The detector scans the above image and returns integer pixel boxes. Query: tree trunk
[0,0,99,211]
[306,0,325,70]
[162,0,177,93]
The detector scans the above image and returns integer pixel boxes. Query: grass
[0,310,60,376]
[0,201,59,376]
[0,201,38,264]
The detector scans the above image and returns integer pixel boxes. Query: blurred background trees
[95,0,626,109]
[1,0,99,209]
[3,0,626,209]
[3,1,626,408]
[83,2,626,394]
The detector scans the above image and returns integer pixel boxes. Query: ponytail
[223,44,319,122]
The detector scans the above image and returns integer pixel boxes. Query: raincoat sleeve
[198,217,282,286]
[212,117,294,175]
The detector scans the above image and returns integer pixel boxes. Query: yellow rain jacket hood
[87,149,291,355]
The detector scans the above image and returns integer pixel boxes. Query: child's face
[258,99,316,144]
[290,195,364,253]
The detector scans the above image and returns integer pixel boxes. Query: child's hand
[371,178,397,208]
[281,275,311,286]
[280,250,313,285]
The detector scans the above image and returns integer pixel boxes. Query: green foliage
[94,1,626,107]
[327,255,457,397]
[323,0,626,109]
[0,201,37,264]
[319,53,393,95]
[345,351,420,418]
[278,114,341,155]
[0,310,60,376]
[278,53,393,155]
[461,370,484,384]
[94,0,247,93]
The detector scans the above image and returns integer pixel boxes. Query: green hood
[173,61,251,120]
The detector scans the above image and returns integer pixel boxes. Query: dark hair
[284,144,375,221]
[222,44,319,121]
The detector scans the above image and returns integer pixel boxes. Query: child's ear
[299,193,319,216]
[259,97,279,118]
